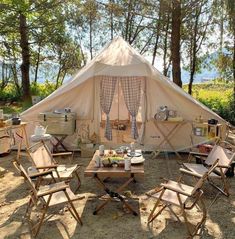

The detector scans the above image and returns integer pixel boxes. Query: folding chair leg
[74,171,81,192]
[168,205,182,222]
[208,179,229,197]
[64,190,83,226]
[24,197,33,219]
[148,189,165,223]
[33,194,52,237]
[193,198,207,237]
[148,204,167,223]
[67,206,79,221]
[180,207,193,237]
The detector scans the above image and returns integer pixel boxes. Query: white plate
[131,156,145,164]
[127,152,142,157]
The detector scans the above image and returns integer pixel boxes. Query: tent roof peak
[93,36,147,66]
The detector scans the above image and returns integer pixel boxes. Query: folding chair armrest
[218,140,235,149]
[160,182,192,196]
[179,168,202,178]
[189,151,209,157]
[37,182,69,197]
[145,186,164,197]
[52,152,72,157]
[29,169,54,178]
[35,165,58,169]
[217,164,230,169]
[188,152,207,162]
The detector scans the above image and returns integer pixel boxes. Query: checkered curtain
[120,77,141,139]
[100,77,117,140]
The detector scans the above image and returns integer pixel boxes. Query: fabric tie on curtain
[100,77,117,140]
[120,77,141,139]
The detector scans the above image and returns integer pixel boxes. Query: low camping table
[84,150,144,216]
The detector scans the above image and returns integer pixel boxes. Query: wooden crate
[38,112,76,135]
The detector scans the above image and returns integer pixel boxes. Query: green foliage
[184,82,235,124]
[212,51,233,80]
[0,84,22,102]
[30,81,56,98]
[0,105,23,114]
[0,81,55,102]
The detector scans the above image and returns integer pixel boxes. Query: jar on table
[99,145,104,156]
[124,155,131,171]
[94,155,101,168]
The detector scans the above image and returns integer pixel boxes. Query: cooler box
[38,112,76,135]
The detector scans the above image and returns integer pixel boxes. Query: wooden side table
[3,122,29,162]
[152,119,188,159]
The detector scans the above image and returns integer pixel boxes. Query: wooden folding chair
[18,164,83,237]
[27,141,81,191]
[183,142,235,196]
[147,159,219,238]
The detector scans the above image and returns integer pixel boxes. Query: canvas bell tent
[21,37,227,151]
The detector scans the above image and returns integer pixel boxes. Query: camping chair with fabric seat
[183,143,235,196]
[147,159,219,238]
[17,164,83,237]
[26,141,81,192]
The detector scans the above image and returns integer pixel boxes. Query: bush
[184,83,235,124]
[30,81,56,98]
[0,84,22,102]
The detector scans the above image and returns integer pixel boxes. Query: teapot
[34,125,47,136]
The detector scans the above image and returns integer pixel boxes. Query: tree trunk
[19,13,31,103]
[34,29,44,83]
[110,0,114,40]
[233,26,235,112]
[11,63,21,96]
[188,9,199,95]
[125,0,131,42]
[34,45,41,83]
[220,0,224,50]
[55,66,62,90]
[163,11,170,76]
[152,0,163,65]
[89,16,93,59]
[171,0,182,87]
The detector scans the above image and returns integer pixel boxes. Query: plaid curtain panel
[120,77,141,139]
[100,77,117,140]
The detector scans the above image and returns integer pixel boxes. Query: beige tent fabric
[21,37,227,151]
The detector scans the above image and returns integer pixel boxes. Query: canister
[124,156,131,171]
[94,155,101,168]
[99,145,104,156]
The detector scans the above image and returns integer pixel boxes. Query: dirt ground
[0,151,235,239]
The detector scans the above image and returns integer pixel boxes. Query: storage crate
[38,112,76,135]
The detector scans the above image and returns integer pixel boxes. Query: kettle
[34,125,47,136]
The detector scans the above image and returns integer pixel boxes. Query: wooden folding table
[84,150,144,216]
[152,119,188,159]
[3,122,29,162]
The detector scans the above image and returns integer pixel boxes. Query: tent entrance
[99,76,146,145]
